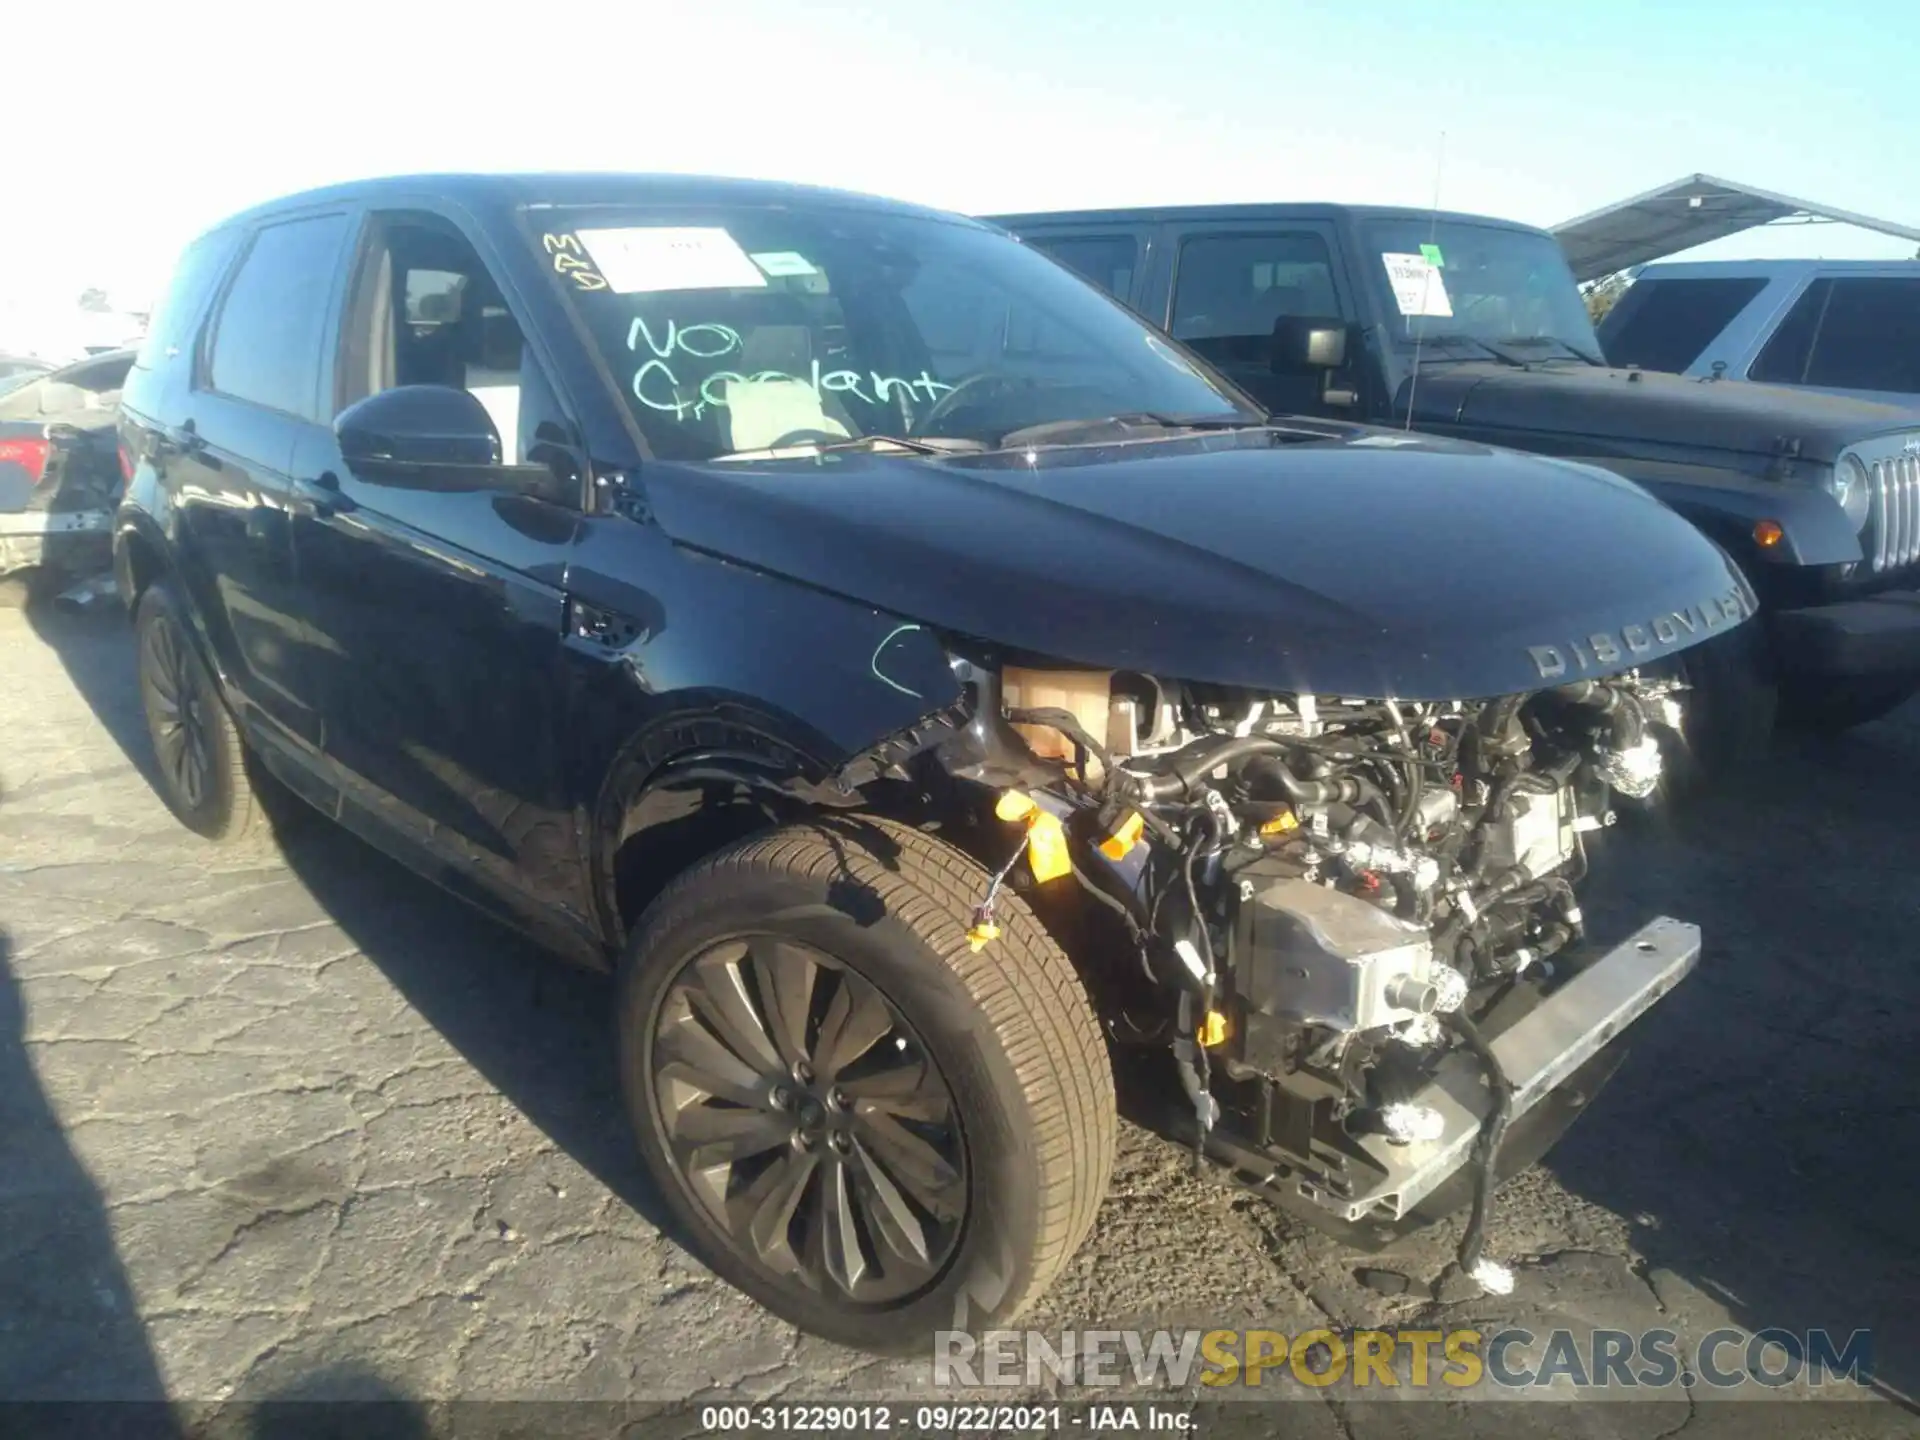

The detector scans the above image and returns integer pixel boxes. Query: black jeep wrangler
[120,173,1736,1350]
[990,204,1920,740]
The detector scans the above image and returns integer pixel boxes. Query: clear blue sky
[9,0,1916,320]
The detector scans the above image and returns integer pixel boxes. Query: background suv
[1598,259,1920,408]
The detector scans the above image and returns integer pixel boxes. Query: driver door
[289,206,595,929]
[1159,222,1362,419]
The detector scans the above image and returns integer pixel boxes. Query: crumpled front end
[890,652,1714,1290]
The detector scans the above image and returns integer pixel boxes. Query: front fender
[587,707,871,950]
[1570,456,1863,569]
[562,507,968,948]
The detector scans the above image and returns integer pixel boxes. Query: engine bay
[932,658,1693,1285]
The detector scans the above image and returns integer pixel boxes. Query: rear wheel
[618,815,1115,1352]
[134,581,276,843]
[1779,677,1918,734]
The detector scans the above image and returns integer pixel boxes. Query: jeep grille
[1847,437,1920,574]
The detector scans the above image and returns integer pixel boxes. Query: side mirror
[335,385,502,470]
[1271,315,1349,373]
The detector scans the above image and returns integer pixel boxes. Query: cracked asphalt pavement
[1,603,1916,1434]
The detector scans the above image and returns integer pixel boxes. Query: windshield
[533,204,1257,461]
[1360,219,1600,359]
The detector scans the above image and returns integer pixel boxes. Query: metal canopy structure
[1552,173,1920,282]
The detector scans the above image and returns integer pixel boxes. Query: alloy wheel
[142,612,211,812]
[649,935,967,1305]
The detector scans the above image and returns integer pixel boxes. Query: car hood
[1408,361,1920,464]
[638,428,1753,701]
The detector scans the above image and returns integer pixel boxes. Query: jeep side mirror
[336,384,503,470]
[1271,316,1349,373]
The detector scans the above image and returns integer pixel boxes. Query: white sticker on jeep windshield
[1382,253,1453,318]
[577,227,768,294]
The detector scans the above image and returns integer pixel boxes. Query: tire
[1778,678,1918,735]
[134,581,274,844]
[618,814,1115,1352]
[1658,623,1777,791]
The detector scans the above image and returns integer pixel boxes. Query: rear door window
[1028,234,1140,301]
[134,229,244,373]
[206,214,352,420]
[1598,277,1766,373]
[1801,278,1920,393]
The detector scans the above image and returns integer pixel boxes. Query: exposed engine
[935,659,1693,1287]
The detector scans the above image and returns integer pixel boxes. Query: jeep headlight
[1827,456,1872,531]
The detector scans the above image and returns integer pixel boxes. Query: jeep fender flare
[1569,455,1863,570]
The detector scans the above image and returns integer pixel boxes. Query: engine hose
[1173,993,1219,1176]
[1006,706,1114,781]
[1471,695,1528,768]
[1246,756,1392,826]
[1442,1010,1514,1277]
[1481,752,1577,823]
[1179,815,1220,981]
[1133,735,1352,805]
[1553,680,1645,749]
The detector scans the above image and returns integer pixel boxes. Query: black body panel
[1403,360,1916,466]
[114,174,1749,967]
[643,428,1752,700]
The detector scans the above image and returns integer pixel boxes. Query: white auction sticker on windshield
[1382,253,1454,318]
[577,227,768,294]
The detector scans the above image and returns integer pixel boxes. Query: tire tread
[135,584,268,846]
[635,814,1115,1327]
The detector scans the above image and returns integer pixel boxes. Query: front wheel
[618,815,1115,1352]
[1655,623,1778,791]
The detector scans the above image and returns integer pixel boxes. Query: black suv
[990,204,1920,738]
[119,173,1743,1350]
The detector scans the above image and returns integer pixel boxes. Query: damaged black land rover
[118,175,1744,1351]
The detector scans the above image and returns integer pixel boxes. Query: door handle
[145,418,200,463]
[295,471,350,517]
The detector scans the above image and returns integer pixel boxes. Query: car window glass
[539,207,1250,461]
[207,215,350,419]
[901,259,1106,376]
[1747,280,1828,384]
[1599,277,1765,373]
[1170,234,1340,366]
[1031,235,1139,300]
[135,228,244,373]
[343,213,558,473]
[1801,278,1920,393]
